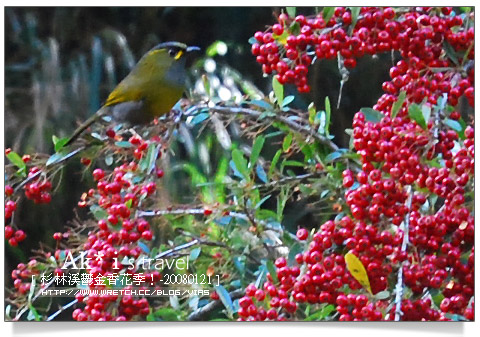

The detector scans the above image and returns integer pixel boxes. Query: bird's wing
[104,80,144,107]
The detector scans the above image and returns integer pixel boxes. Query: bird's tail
[65,108,106,146]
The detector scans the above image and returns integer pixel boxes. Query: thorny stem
[394,185,413,321]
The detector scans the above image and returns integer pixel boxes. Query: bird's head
[148,41,200,62]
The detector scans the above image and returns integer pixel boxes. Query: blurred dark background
[4,7,390,282]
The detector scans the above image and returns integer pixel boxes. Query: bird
[65,41,200,146]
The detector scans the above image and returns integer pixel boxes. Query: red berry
[5,185,14,196]
[296,228,308,241]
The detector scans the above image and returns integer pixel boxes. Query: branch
[14,251,87,321]
[207,106,340,151]
[13,146,86,193]
[394,185,413,321]
[187,289,244,321]
[137,208,277,231]
[252,173,314,189]
[46,299,78,321]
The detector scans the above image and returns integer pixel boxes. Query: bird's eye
[168,49,177,57]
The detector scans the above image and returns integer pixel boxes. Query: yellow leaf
[345,251,372,295]
[273,31,288,46]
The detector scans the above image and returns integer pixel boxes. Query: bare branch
[188,289,244,321]
[394,185,413,321]
[207,106,340,151]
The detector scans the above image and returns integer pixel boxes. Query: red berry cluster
[5,190,28,247]
[245,6,474,321]
[5,225,26,247]
[69,135,169,321]
[24,167,53,204]
[11,260,40,295]
[237,234,388,321]
[252,7,474,103]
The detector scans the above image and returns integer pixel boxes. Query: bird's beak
[186,46,201,53]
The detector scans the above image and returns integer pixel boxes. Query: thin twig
[14,251,87,321]
[13,146,86,193]
[187,289,244,321]
[394,185,413,321]
[46,299,78,321]
[252,173,314,189]
[137,208,275,230]
[206,106,339,151]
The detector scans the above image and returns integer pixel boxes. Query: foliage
[4,6,475,322]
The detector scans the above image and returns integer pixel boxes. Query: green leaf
[325,150,344,162]
[46,149,72,166]
[408,103,427,129]
[146,144,159,174]
[27,305,41,321]
[304,304,335,321]
[90,205,108,220]
[422,104,431,126]
[214,285,235,317]
[232,149,249,179]
[308,102,316,125]
[125,199,133,208]
[52,135,69,152]
[153,308,180,321]
[250,135,265,167]
[272,76,284,107]
[139,143,159,173]
[282,160,304,167]
[374,290,390,300]
[444,313,468,321]
[114,141,133,148]
[282,95,295,107]
[324,96,331,136]
[266,260,279,284]
[443,41,460,66]
[255,265,267,288]
[248,37,258,45]
[445,119,463,132]
[105,154,114,166]
[6,151,26,170]
[268,149,282,178]
[138,242,150,254]
[286,7,296,17]
[28,277,36,302]
[255,194,272,209]
[323,7,335,23]
[250,99,273,110]
[350,7,361,29]
[189,247,201,261]
[233,256,246,275]
[190,112,210,125]
[430,289,444,308]
[287,242,304,265]
[360,108,384,123]
[391,91,406,119]
[282,133,293,152]
[256,163,268,183]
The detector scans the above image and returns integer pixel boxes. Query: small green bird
[65,41,200,146]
